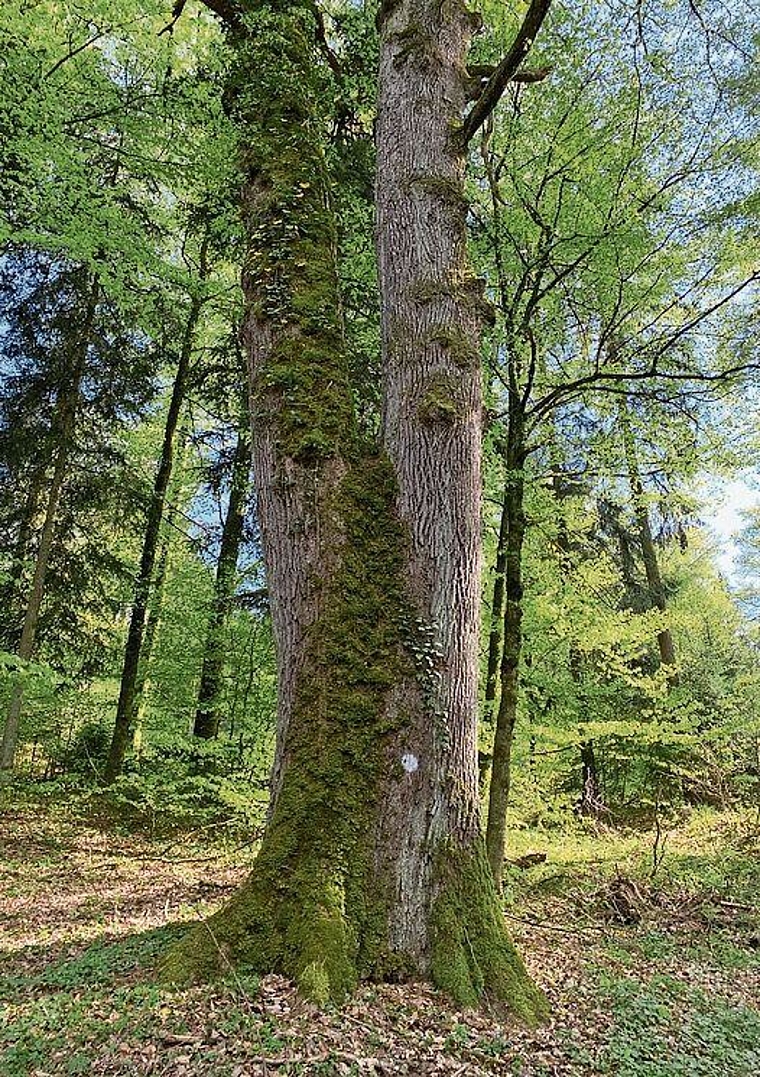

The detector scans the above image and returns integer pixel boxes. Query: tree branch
[162,0,244,34]
[462,0,553,145]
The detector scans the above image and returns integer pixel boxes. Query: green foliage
[598,974,760,1076]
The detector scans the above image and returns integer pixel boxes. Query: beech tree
[470,0,759,886]
[160,0,551,1017]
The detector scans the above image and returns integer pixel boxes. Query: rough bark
[0,283,96,778]
[103,294,203,784]
[161,0,545,1020]
[484,405,527,890]
[618,399,679,683]
[194,407,251,739]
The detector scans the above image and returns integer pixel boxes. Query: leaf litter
[1,805,758,1075]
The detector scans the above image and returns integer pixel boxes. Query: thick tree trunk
[103,296,202,784]
[0,283,95,778]
[619,400,678,682]
[161,0,544,1020]
[484,408,526,890]
[194,408,251,739]
[373,0,542,1011]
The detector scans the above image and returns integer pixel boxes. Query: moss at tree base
[159,864,361,1004]
[160,835,548,1023]
[430,840,549,1024]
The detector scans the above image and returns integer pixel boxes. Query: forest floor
[1,796,759,1076]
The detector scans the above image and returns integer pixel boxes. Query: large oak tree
[160,0,550,1017]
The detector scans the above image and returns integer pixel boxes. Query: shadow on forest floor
[1,799,759,1076]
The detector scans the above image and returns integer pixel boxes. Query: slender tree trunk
[0,283,96,778]
[578,740,606,816]
[103,294,203,784]
[618,399,678,682]
[194,407,251,739]
[480,486,510,787]
[485,406,527,889]
[161,0,544,1020]
[131,420,192,754]
[129,531,168,757]
[0,472,45,651]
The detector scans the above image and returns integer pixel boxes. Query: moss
[231,6,356,465]
[426,324,480,368]
[430,840,549,1023]
[161,452,415,1004]
[389,24,443,70]
[411,273,494,327]
[418,372,461,424]
[407,174,469,215]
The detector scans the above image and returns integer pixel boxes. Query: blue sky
[703,475,758,584]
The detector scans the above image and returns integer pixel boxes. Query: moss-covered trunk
[374,0,542,1012]
[162,0,544,1020]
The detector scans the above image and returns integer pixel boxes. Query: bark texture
[374,0,541,1009]
[161,0,544,1020]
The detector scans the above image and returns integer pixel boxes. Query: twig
[502,910,605,937]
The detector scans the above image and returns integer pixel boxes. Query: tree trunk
[194,406,251,739]
[618,399,678,682]
[484,406,527,890]
[0,281,96,778]
[103,294,203,784]
[550,462,609,818]
[480,485,510,788]
[131,417,193,755]
[161,0,544,1020]
[578,740,606,817]
[0,471,44,651]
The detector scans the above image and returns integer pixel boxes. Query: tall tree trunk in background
[103,289,204,784]
[131,424,190,754]
[550,459,607,816]
[0,471,44,651]
[484,402,527,889]
[130,523,170,757]
[193,404,251,739]
[0,281,96,779]
[618,399,679,683]
[480,486,509,788]
[162,0,544,1020]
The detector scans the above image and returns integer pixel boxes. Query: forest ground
[1,797,759,1076]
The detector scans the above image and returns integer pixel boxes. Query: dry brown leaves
[1,806,758,1077]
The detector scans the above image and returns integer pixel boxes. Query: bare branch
[462,0,553,146]
[43,30,108,77]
